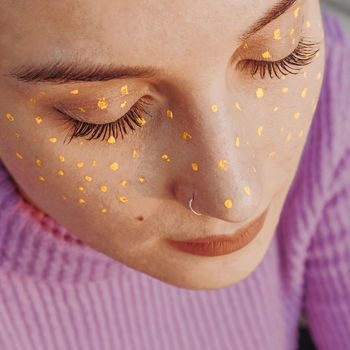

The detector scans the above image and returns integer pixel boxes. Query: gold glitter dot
[79,186,86,193]
[85,176,92,182]
[256,88,264,99]
[107,136,116,144]
[287,134,292,141]
[79,198,85,204]
[236,137,240,148]
[262,51,272,59]
[294,7,300,18]
[61,194,67,200]
[132,150,138,158]
[224,199,232,209]
[121,85,128,95]
[282,87,289,93]
[162,154,170,162]
[38,176,45,182]
[49,138,57,143]
[32,139,37,143]
[78,107,86,113]
[15,132,20,138]
[97,97,108,110]
[192,163,199,171]
[243,43,248,49]
[281,75,286,80]
[294,112,300,120]
[35,159,42,167]
[110,162,119,171]
[258,126,264,136]
[244,186,251,196]
[306,21,311,28]
[59,155,65,162]
[138,177,145,183]
[269,152,276,158]
[6,113,15,122]
[292,37,296,45]
[35,116,43,124]
[182,131,192,140]
[136,117,146,126]
[303,72,308,78]
[167,109,174,119]
[252,167,257,173]
[76,162,84,168]
[298,130,304,138]
[211,105,218,112]
[121,180,127,187]
[273,29,282,40]
[273,107,279,112]
[317,72,322,80]
[100,185,108,192]
[16,152,23,159]
[101,208,107,213]
[92,160,97,167]
[235,102,242,111]
[120,196,128,203]
[70,89,79,95]
[58,170,64,176]
[301,88,308,98]
[29,97,36,104]
[39,91,46,95]
[120,101,127,108]
[290,28,295,36]
[218,160,229,171]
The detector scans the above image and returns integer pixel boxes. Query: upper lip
[169,207,269,244]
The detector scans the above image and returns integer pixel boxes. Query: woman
[0,0,349,349]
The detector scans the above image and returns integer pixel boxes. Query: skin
[0,0,325,290]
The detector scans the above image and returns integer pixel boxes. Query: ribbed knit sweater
[1,9,350,350]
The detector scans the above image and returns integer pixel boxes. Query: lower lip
[165,208,268,257]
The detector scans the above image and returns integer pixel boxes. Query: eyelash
[58,38,320,143]
[236,38,320,79]
[57,98,153,144]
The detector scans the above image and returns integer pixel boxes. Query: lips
[165,207,269,257]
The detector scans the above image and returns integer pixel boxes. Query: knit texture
[0,9,349,350]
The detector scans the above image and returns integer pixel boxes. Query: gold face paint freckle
[100,185,108,192]
[76,162,84,168]
[15,132,20,138]
[317,72,322,80]
[166,109,174,119]
[306,21,311,28]
[16,152,23,159]
[235,137,240,148]
[49,137,57,143]
[252,167,257,173]
[282,87,288,93]
[79,198,85,204]
[39,91,46,96]
[269,152,276,158]
[107,136,116,144]
[161,154,170,162]
[57,170,64,176]
[273,107,278,112]
[92,160,97,167]
[61,194,67,200]
[78,107,86,113]
[120,101,127,108]
[290,28,295,37]
[182,131,192,140]
[235,102,242,111]
[273,29,282,40]
[32,139,37,143]
[243,43,248,49]
[97,97,108,110]
[59,155,65,162]
[38,176,45,182]
[192,163,199,171]
[211,105,218,112]
[121,85,128,96]
[101,208,107,213]
[294,112,300,120]
[287,134,292,141]
[6,113,15,122]
[294,7,300,18]
[132,150,138,158]
[121,180,127,188]
[85,176,92,182]
[120,196,128,203]
[256,88,264,99]
[29,98,36,104]
[218,160,229,171]
[70,89,79,95]
[136,117,146,126]
[138,177,145,183]
[35,159,42,167]
[224,199,232,209]
[244,186,251,196]
[258,126,263,136]
[35,116,43,124]
[262,51,272,59]
[298,130,304,138]
[79,186,86,193]
[110,162,119,171]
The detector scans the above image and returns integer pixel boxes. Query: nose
[172,97,262,223]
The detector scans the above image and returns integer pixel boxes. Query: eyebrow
[9,0,298,84]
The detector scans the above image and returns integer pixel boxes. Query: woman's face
[0,0,325,289]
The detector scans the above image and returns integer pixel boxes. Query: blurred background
[298,1,350,349]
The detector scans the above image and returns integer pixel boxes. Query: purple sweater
[1,9,350,350]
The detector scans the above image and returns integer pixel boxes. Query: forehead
[0,0,276,68]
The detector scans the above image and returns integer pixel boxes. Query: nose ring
[189,195,202,216]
